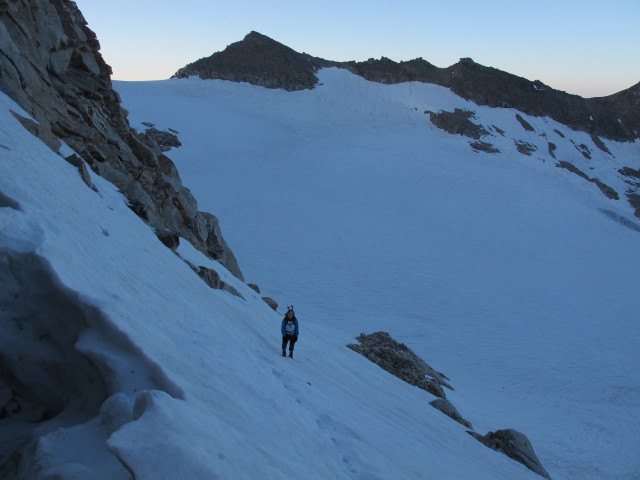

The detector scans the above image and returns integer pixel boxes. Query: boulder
[347,332,452,398]
[247,283,260,293]
[468,429,552,479]
[429,399,472,429]
[154,229,180,250]
[196,266,221,290]
[261,297,278,311]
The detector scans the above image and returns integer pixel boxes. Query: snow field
[1,88,546,479]
[116,68,640,480]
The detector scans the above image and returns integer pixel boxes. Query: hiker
[281,307,299,358]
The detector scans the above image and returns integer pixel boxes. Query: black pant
[282,334,297,352]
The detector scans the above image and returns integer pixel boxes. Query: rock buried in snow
[261,297,278,311]
[467,429,552,479]
[347,332,452,398]
[429,398,472,429]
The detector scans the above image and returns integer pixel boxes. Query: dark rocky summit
[0,0,242,280]
[175,32,640,142]
[173,31,331,91]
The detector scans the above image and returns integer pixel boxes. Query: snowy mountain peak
[174,32,640,142]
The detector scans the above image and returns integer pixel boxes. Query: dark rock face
[347,332,451,399]
[427,108,489,140]
[174,32,639,141]
[0,0,243,280]
[468,429,552,479]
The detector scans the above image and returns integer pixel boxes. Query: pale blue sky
[76,0,639,98]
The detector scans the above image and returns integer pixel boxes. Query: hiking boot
[288,352,293,358]
[282,350,286,357]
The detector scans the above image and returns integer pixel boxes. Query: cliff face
[0,0,243,280]
[174,32,639,143]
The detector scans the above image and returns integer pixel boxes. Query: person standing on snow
[281,307,299,358]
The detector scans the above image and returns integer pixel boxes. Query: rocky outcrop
[556,161,619,200]
[349,332,553,477]
[617,168,640,216]
[514,140,537,156]
[626,191,640,218]
[427,108,489,140]
[0,0,243,280]
[347,332,451,399]
[468,429,552,479]
[261,296,278,311]
[515,114,535,132]
[469,140,500,154]
[144,126,182,152]
[429,398,472,429]
[173,32,640,141]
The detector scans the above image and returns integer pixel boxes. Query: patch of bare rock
[348,331,552,479]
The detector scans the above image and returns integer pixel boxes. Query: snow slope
[113,68,640,480]
[0,85,549,478]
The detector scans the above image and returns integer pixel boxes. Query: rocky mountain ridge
[174,31,639,143]
[0,0,243,280]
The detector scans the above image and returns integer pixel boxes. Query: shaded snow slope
[115,68,640,480]
[0,88,546,477]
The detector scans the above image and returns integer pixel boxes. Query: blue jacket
[281,317,299,336]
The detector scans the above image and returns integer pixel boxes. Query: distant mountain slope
[173,31,640,142]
